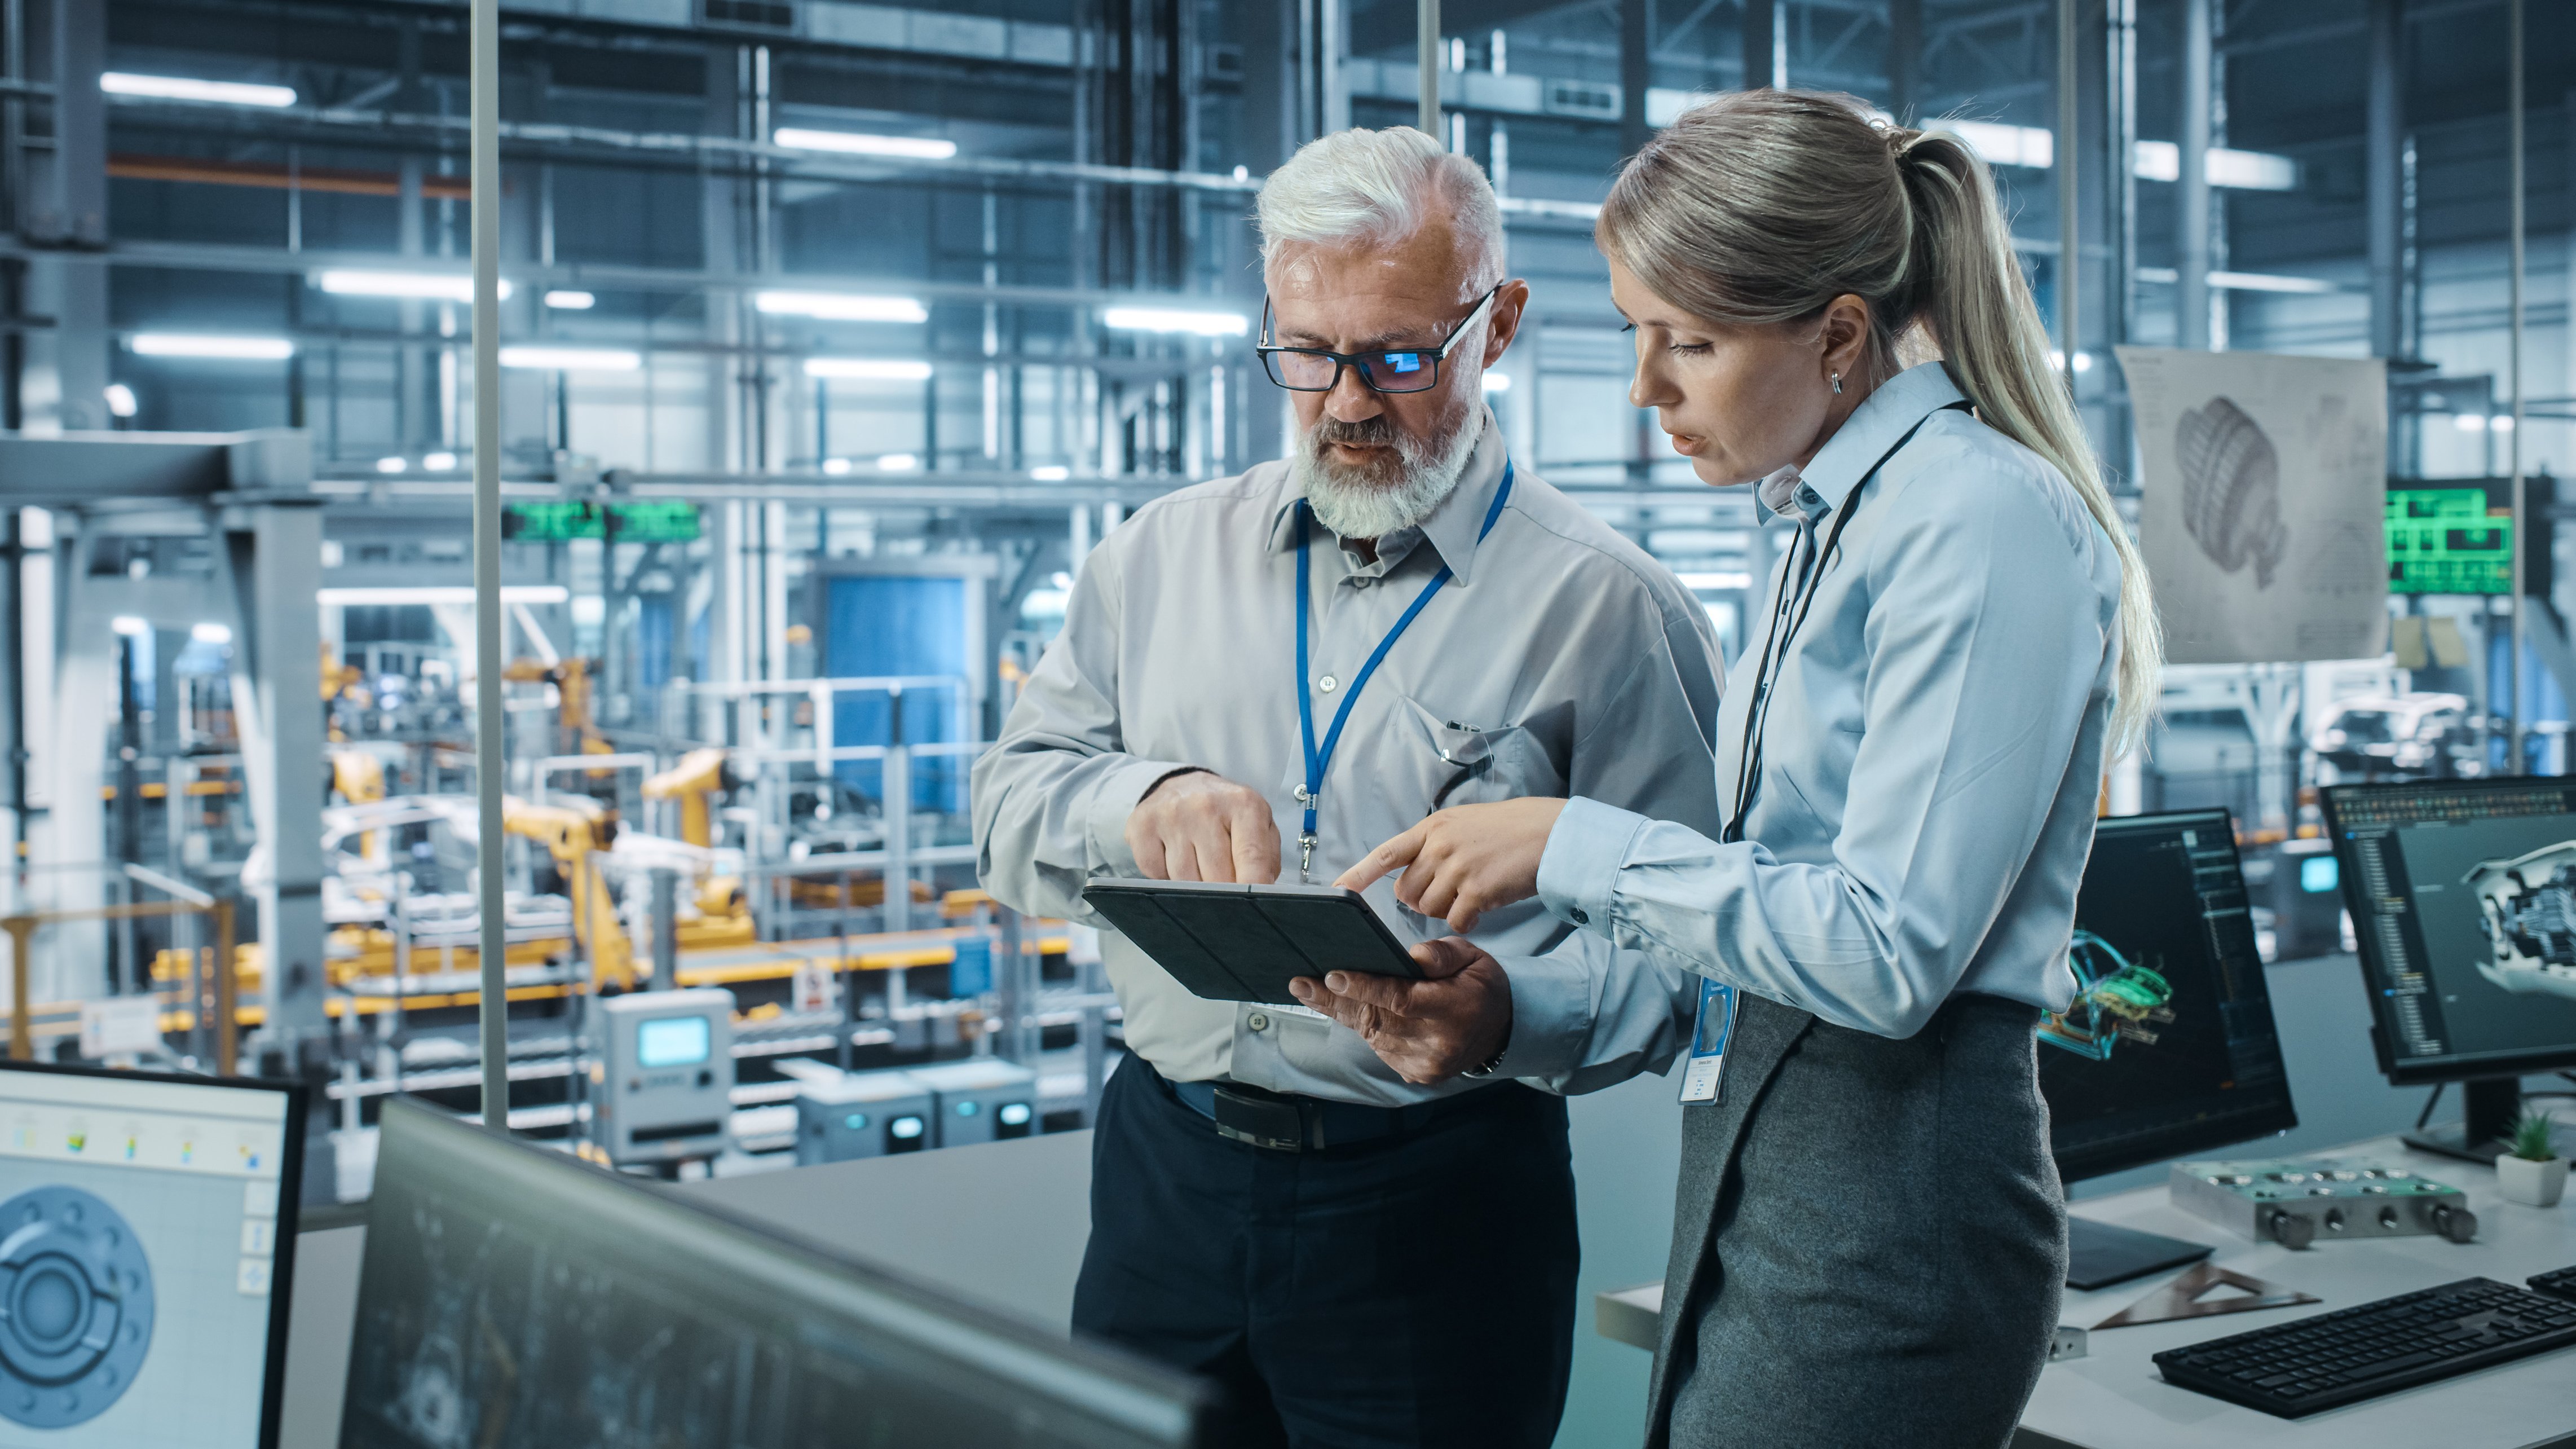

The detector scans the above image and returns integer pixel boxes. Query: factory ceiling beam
[95,92,1606,226]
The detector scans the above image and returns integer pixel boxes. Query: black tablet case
[1079,879,1424,1007]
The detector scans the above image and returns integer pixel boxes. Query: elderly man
[971,126,1722,1448]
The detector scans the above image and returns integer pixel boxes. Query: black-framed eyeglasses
[1256,285,1500,394]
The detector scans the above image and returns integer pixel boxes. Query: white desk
[1595,1135,2576,1449]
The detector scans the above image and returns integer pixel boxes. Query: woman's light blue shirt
[1525,362,2124,1043]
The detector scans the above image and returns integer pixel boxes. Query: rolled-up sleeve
[1532,472,2110,1040]
[1502,612,1723,1092]
[972,541,1197,923]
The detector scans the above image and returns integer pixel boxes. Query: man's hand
[1287,937,1511,1085]
[1125,770,1281,883]
[1336,798,1567,932]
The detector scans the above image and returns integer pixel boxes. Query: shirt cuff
[1536,796,1649,932]
[1490,950,1592,1081]
[1085,757,1203,877]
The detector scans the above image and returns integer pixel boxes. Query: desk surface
[1596,1135,2576,1449]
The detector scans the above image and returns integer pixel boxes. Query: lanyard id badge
[1679,977,1737,1104]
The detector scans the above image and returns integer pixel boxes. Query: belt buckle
[1211,1086,1308,1152]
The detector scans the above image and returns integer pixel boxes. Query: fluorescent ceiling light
[755,290,928,323]
[315,269,511,302]
[544,290,596,310]
[191,622,233,645]
[2132,140,2297,190]
[376,456,408,474]
[1675,571,1753,591]
[2046,350,2097,374]
[1102,306,1250,337]
[2454,413,2489,433]
[804,357,934,381]
[102,72,297,108]
[822,458,853,475]
[1029,465,1071,481]
[773,127,958,160]
[111,615,150,637]
[499,345,641,371]
[2207,270,2337,294]
[423,451,458,470]
[1944,120,2054,170]
[319,585,572,606]
[1481,373,1512,393]
[130,333,294,360]
[103,383,139,417]
[876,453,921,472]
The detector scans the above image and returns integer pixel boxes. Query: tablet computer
[1079,878,1426,1007]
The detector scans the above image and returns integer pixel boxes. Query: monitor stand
[2402,1076,2519,1165]
[2065,1215,2214,1292]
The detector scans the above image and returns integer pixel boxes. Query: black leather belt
[1167,1074,1453,1152]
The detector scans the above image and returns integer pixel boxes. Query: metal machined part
[0,1186,155,1429]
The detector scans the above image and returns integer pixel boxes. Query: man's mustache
[1310,415,1400,450]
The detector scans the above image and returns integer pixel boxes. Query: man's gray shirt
[972,411,1727,1106]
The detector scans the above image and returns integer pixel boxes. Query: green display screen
[2387,488,2511,594]
[606,501,702,543]
[504,501,702,544]
[504,501,602,541]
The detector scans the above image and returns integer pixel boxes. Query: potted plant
[2497,1111,2568,1209]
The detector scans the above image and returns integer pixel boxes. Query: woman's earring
[1830,371,1843,395]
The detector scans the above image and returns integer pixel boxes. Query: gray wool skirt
[1645,991,2066,1449]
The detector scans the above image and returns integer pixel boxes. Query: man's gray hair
[1256,127,1503,296]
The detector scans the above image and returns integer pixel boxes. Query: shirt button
[1352,576,1374,589]
[1569,908,1590,925]
[1247,1012,1271,1032]
[1318,675,1338,693]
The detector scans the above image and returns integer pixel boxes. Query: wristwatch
[1461,1044,1508,1079]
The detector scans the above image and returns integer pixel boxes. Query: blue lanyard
[1292,460,1515,880]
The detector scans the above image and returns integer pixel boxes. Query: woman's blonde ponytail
[1598,90,2163,755]
[1893,131,2163,754]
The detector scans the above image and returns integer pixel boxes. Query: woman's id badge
[1679,977,1737,1104]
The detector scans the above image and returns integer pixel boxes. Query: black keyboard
[2531,1265,2576,1303]
[2154,1277,2576,1417]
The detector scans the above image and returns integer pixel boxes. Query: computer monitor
[2040,809,2300,1287]
[342,1096,1220,1448]
[0,1060,307,1448]
[2321,774,2576,1162]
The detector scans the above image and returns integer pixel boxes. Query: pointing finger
[1335,822,1428,894]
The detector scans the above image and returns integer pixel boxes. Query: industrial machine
[911,1058,1041,1148]
[590,989,737,1169]
[793,1068,935,1165]
[501,794,638,990]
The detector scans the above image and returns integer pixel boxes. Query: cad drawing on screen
[2462,844,2576,1003]
[2037,931,2177,1061]
[0,1184,155,1429]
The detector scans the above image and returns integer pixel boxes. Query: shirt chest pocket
[1397,697,1567,812]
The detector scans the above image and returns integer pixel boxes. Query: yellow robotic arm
[643,747,731,849]
[501,795,638,990]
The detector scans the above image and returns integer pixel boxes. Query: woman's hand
[1335,798,1567,932]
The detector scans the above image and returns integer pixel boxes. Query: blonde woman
[1313,90,2161,1446]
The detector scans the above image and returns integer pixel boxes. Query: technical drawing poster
[2120,347,2388,664]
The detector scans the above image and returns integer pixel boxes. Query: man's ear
[1484,279,1532,367]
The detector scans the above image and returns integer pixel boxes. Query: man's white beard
[1292,400,1485,541]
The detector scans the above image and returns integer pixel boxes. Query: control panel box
[2171,1157,2476,1249]
[794,1068,934,1165]
[910,1059,1039,1148]
[593,988,736,1166]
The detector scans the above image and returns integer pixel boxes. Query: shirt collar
[1266,407,1507,583]
[1769,362,1968,521]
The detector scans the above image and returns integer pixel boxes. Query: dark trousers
[1072,1060,1579,1449]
